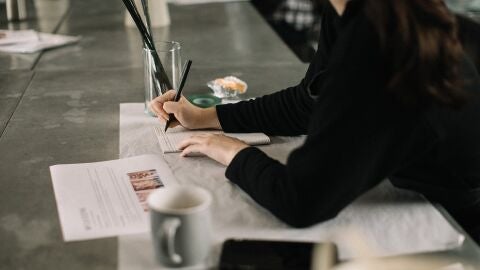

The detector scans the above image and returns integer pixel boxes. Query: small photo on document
[127,169,158,180]
[127,169,165,211]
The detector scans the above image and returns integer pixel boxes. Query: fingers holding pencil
[150,93,202,130]
[150,90,176,120]
[149,60,195,130]
[165,60,193,132]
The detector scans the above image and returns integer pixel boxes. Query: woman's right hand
[149,90,221,130]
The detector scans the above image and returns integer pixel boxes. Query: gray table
[0,1,478,269]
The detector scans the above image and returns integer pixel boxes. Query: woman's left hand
[178,134,249,166]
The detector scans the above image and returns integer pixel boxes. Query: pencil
[164,60,193,132]
[121,0,172,95]
[140,0,153,37]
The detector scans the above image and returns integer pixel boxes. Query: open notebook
[153,126,270,153]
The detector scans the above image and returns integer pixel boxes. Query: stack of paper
[0,30,80,53]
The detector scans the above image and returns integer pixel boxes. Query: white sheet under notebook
[118,103,464,269]
[154,125,270,153]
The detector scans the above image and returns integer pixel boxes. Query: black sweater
[216,1,480,232]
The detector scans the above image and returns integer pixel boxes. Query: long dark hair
[364,0,467,109]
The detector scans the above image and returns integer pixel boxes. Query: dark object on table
[219,239,338,270]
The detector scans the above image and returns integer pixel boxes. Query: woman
[151,0,480,242]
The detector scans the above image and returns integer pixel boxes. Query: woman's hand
[178,134,249,166]
[149,90,221,130]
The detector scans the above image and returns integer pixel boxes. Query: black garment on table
[216,1,480,242]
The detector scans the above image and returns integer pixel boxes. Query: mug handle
[159,218,182,265]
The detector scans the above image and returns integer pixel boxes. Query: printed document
[50,155,176,241]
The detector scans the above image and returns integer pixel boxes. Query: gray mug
[148,186,212,267]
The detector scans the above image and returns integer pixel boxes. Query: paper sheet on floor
[118,103,464,269]
[0,30,38,45]
[0,30,80,53]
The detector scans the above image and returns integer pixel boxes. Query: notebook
[153,126,270,153]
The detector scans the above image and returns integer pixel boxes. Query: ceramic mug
[148,185,212,267]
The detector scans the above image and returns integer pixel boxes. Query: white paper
[0,30,38,45]
[0,31,80,53]
[50,154,177,241]
[118,103,464,269]
[167,0,248,5]
[153,125,270,153]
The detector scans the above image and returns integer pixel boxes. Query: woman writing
[151,0,480,242]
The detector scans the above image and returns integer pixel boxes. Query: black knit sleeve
[216,82,315,136]
[214,4,337,136]
[226,100,436,228]
[224,11,438,227]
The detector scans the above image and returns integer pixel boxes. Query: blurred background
[251,0,480,70]
[0,0,478,66]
